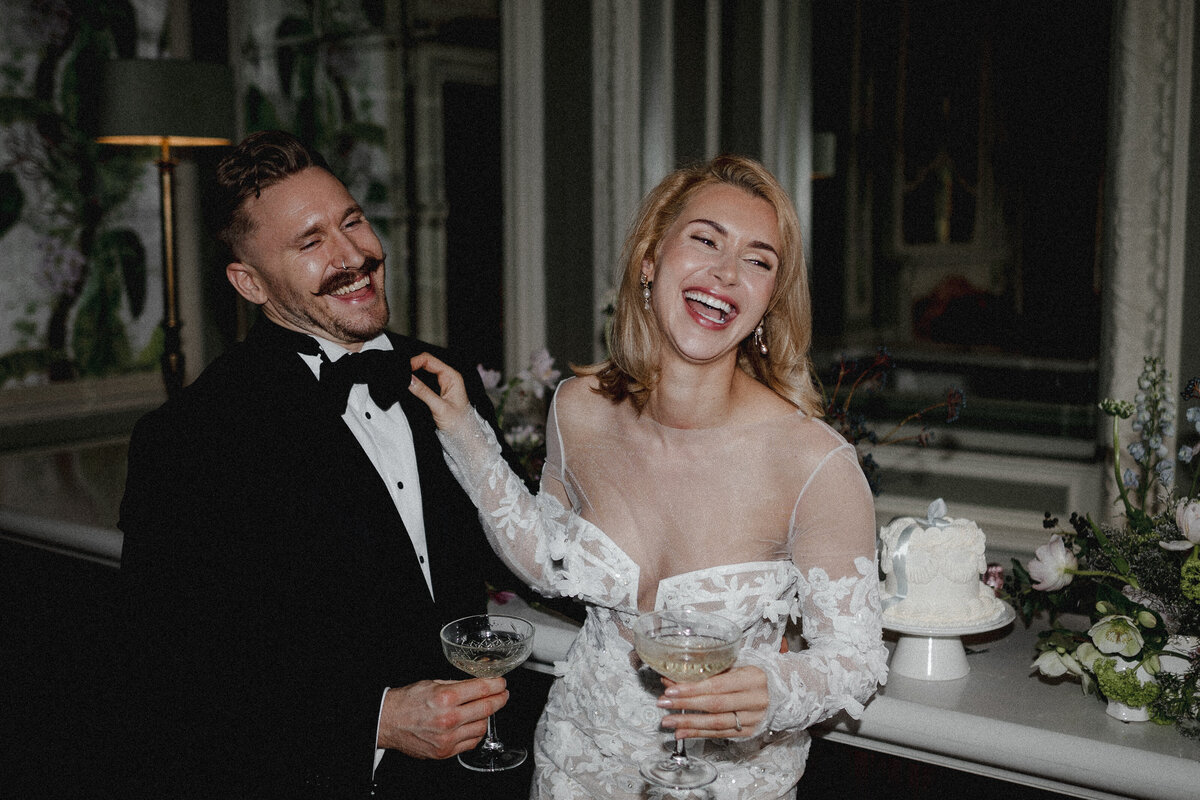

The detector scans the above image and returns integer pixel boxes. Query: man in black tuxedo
[117,130,545,798]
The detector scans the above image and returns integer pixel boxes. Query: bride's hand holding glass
[657,664,769,740]
[634,609,748,789]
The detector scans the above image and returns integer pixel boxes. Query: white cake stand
[883,604,1015,681]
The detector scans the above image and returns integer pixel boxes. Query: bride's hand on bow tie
[409,352,474,433]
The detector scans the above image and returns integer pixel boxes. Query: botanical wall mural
[0,0,395,395]
[0,0,168,390]
[235,0,394,290]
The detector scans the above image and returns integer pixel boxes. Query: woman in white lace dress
[409,156,887,799]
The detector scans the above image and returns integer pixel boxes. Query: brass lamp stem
[157,137,183,397]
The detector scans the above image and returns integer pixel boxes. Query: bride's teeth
[683,290,734,318]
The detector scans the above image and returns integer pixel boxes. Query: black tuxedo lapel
[236,320,430,606]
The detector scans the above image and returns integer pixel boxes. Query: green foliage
[0,349,62,387]
[94,227,148,318]
[1094,657,1161,708]
[244,84,284,134]
[73,246,131,376]
[1182,550,1200,603]
[132,324,164,371]
[1151,662,1200,735]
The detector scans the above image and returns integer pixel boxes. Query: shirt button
[365,411,372,419]
[396,481,404,490]
[419,555,426,564]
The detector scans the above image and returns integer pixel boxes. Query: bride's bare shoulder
[553,374,627,427]
[555,374,603,405]
[734,370,803,421]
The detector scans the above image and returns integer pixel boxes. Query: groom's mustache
[316,255,386,295]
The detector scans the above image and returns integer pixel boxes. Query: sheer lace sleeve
[435,400,636,608]
[739,437,887,732]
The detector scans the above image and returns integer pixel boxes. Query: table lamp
[96,58,234,397]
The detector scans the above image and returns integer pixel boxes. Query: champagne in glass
[440,614,535,771]
[634,609,742,790]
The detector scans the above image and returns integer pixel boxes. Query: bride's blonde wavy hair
[577,154,822,416]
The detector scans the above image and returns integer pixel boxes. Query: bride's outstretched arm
[409,354,624,604]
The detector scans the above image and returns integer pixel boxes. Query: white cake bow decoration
[881,498,951,609]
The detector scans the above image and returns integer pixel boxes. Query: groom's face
[225,166,389,351]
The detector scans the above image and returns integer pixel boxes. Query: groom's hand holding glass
[376,678,510,760]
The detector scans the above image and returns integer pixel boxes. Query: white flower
[1027,535,1077,591]
[1074,641,1101,671]
[1032,648,1087,679]
[476,364,503,391]
[503,424,541,448]
[1163,500,1200,551]
[530,348,560,382]
[517,348,561,398]
[1088,615,1145,657]
[1032,649,1072,677]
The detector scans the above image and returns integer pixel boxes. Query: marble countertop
[0,440,127,566]
[817,615,1200,800]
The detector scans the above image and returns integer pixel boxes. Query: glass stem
[480,713,503,752]
[671,708,691,764]
[672,737,690,765]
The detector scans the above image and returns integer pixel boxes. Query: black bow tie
[319,349,411,411]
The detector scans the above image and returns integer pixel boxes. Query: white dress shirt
[299,332,431,773]
[299,333,435,600]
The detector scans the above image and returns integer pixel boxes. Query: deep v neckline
[547,492,792,613]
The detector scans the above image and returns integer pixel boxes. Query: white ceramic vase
[1104,656,1152,723]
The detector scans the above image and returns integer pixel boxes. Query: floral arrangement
[478,349,562,489]
[1010,356,1200,735]
[821,347,966,495]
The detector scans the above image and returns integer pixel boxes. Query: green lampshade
[96,59,234,147]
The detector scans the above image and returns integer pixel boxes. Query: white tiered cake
[878,499,1006,628]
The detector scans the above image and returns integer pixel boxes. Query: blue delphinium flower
[1123,468,1139,489]
[1128,441,1146,462]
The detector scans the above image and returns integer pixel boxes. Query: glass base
[458,744,527,772]
[639,753,718,789]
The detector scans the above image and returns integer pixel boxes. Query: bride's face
[643,183,779,367]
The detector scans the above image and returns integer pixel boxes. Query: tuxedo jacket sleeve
[117,321,531,798]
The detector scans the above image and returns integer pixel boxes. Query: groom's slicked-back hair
[214,130,333,259]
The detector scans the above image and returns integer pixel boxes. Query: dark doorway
[443,81,504,374]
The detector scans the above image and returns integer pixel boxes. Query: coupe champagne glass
[633,609,742,789]
[440,614,535,771]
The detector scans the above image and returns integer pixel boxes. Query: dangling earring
[753,321,768,356]
[641,274,652,310]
